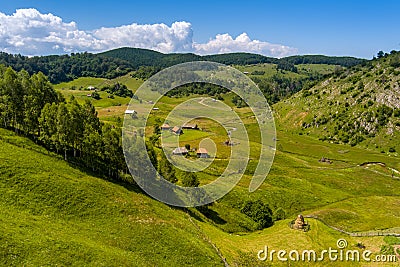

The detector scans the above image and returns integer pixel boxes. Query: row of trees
[0,66,126,179]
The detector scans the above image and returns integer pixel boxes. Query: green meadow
[1,61,399,266]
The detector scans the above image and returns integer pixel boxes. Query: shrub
[241,200,273,229]
[91,91,100,100]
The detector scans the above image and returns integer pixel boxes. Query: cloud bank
[0,8,297,57]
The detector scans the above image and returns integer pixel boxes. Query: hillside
[0,52,132,84]
[0,128,224,266]
[275,50,400,152]
[280,55,366,67]
[1,49,400,265]
[0,47,366,84]
[1,129,400,266]
[100,47,364,68]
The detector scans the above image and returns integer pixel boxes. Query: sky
[0,0,399,58]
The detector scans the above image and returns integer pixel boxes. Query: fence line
[304,215,400,237]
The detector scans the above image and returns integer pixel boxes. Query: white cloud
[0,8,297,57]
[194,33,297,58]
[92,21,193,53]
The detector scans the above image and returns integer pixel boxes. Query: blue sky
[0,0,399,58]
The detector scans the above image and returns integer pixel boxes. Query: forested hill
[275,50,400,150]
[0,47,366,84]
[99,47,365,68]
[0,52,132,84]
[280,55,366,67]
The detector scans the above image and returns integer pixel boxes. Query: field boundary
[304,215,400,237]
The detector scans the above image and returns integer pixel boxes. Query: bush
[241,200,273,229]
[181,172,200,187]
[91,91,100,100]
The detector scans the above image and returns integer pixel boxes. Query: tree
[38,102,58,149]
[241,200,273,229]
[158,152,177,183]
[91,91,100,100]
[56,102,72,160]
[182,172,200,187]
[377,50,385,58]
[68,98,84,157]
[102,124,124,177]
[145,141,158,171]
[2,67,24,131]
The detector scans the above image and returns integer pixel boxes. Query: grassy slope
[140,93,400,236]
[274,56,400,152]
[0,129,223,266]
[2,126,399,266]
[38,66,400,265]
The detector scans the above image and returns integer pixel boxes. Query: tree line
[0,65,126,179]
[0,48,369,85]
[0,52,132,84]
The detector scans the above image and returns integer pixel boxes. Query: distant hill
[0,52,133,84]
[100,47,363,68]
[0,47,367,84]
[98,47,202,68]
[280,55,366,67]
[275,50,400,151]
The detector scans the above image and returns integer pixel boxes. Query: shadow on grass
[197,207,227,225]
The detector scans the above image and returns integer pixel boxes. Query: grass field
[53,75,144,122]
[0,129,223,266]
[1,128,399,266]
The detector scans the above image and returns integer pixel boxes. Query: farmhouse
[196,148,209,158]
[124,110,137,118]
[124,110,137,115]
[172,147,188,155]
[182,123,198,130]
[161,124,171,130]
[171,126,183,135]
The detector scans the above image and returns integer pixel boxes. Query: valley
[0,49,399,266]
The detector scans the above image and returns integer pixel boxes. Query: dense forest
[0,48,366,84]
[0,52,132,84]
[163,69,327,105]
[280,55,366,67]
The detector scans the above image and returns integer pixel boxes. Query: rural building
[161,124,171,130]
[182,123,198,130]
[124,110,137,118]
[172,147,188,155]
[196,148,209,158]
[171,126,183,135]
